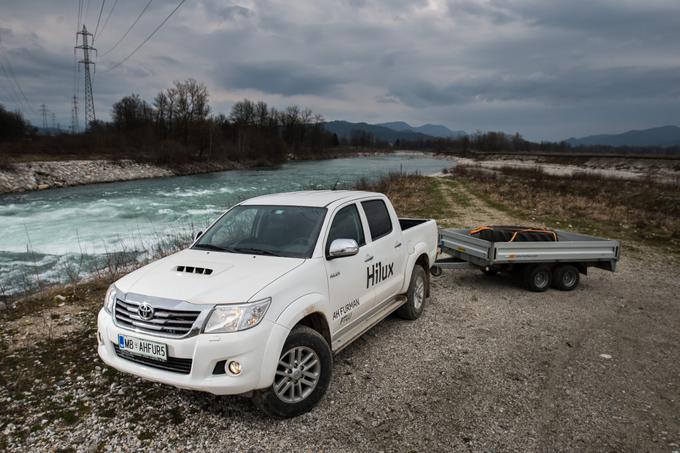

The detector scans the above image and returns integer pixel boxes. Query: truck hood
[115,249,305,305]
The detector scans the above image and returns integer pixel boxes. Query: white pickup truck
[97,190,438,417]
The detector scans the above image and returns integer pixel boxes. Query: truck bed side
[399,218,438,293]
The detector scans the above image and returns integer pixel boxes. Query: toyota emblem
[137,302,154,321]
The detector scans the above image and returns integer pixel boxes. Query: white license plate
[118,334,167,362]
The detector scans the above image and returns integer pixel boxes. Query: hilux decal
[333,298,360,321]
[366,261,394,288]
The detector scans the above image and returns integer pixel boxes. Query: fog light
[228,361,241,375]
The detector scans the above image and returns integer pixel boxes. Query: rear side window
[361,200,393,240]
[327,204,365,251]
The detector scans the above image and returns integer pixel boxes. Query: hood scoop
[175,265,213,275]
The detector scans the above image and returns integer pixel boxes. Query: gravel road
[2,244,678,452]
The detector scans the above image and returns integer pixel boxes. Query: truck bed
[439,228,620,271]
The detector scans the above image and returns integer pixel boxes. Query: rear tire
[523,264,552,292]
[552,264,580,291]
[252,326,332,418]
[397,265,428,320]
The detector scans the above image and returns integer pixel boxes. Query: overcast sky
[1,0,679,140]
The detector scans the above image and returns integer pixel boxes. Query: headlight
[104,284,118,314]
[203,298,271,333]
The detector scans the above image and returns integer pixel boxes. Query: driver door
[324,203,373,344]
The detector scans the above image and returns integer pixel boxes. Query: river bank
[0,159,254,195]
[0,151,446,195]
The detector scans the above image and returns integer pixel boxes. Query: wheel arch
[400,248,431,295]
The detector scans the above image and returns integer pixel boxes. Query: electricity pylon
[40,103,48,129]
[71,96,79,134]
[75,25,96,129]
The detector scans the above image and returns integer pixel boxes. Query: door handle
[364,255,374,262]
[394,242,402,249]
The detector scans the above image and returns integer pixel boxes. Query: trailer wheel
[523,264,552,292]
[552,265,580,291]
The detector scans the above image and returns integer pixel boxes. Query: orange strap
[469,226,492,235]
[509,229,558,242]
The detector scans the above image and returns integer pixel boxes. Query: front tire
[397,265,428,320]
[253,326,332,418]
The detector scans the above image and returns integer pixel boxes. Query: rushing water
[0,154,451,295]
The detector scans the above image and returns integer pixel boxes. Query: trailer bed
[439,228,620,271]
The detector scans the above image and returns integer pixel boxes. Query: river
[0,154,451,295]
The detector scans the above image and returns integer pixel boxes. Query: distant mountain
[566,125,680,148]
[323,121,434,142]
[378,121,466,138]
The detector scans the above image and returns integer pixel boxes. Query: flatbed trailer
[433,228,621,292]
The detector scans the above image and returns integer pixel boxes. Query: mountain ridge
[566,125,680,147]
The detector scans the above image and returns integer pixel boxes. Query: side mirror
[328,239,359,259]
[195,231,203,240]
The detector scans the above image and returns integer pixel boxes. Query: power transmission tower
[50,112,57,130]
[40,103,48,129]
[71,95,79,134]
[75,25,96,129]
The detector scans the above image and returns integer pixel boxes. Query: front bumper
[97,309,289,395]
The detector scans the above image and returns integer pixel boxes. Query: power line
[93,0,106,39]
[95,0,118,41]
[0,72,24,111]
[0,55,37,114]
[99,0,153,57]
[77,0,83,33]
[84,0,91,24]
[107,0,185,71]
[0,33,37,114]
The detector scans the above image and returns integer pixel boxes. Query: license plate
[118,334,167,362]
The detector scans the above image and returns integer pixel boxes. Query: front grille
[113,343,192,374]
[114,298,201,337]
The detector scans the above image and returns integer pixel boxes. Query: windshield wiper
[192,243,231,252]
[232,247,282,257]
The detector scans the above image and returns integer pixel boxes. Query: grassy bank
[451,165,680,252]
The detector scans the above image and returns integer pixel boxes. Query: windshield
[193,205,327,258]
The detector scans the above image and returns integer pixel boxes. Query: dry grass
[354,171,448,219]
[452,165,680,251]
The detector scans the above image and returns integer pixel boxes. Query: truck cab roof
[241,190,383,208]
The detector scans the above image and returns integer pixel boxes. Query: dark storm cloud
[389,66,680,107]
[222,61,342,96]
[1,0,680,139]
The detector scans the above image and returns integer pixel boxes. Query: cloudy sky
[1,0,679,140]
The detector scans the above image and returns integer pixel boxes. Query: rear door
[360,198,405,304]
[323,202,372,336]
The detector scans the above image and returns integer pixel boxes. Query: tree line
[1,78,679,162]
[0,79,340,166]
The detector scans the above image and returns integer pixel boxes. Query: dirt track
[1,180,679,452]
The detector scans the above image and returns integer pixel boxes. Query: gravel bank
[1,245,678,452]
[0,160,245,194]
[455,155,680,181]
